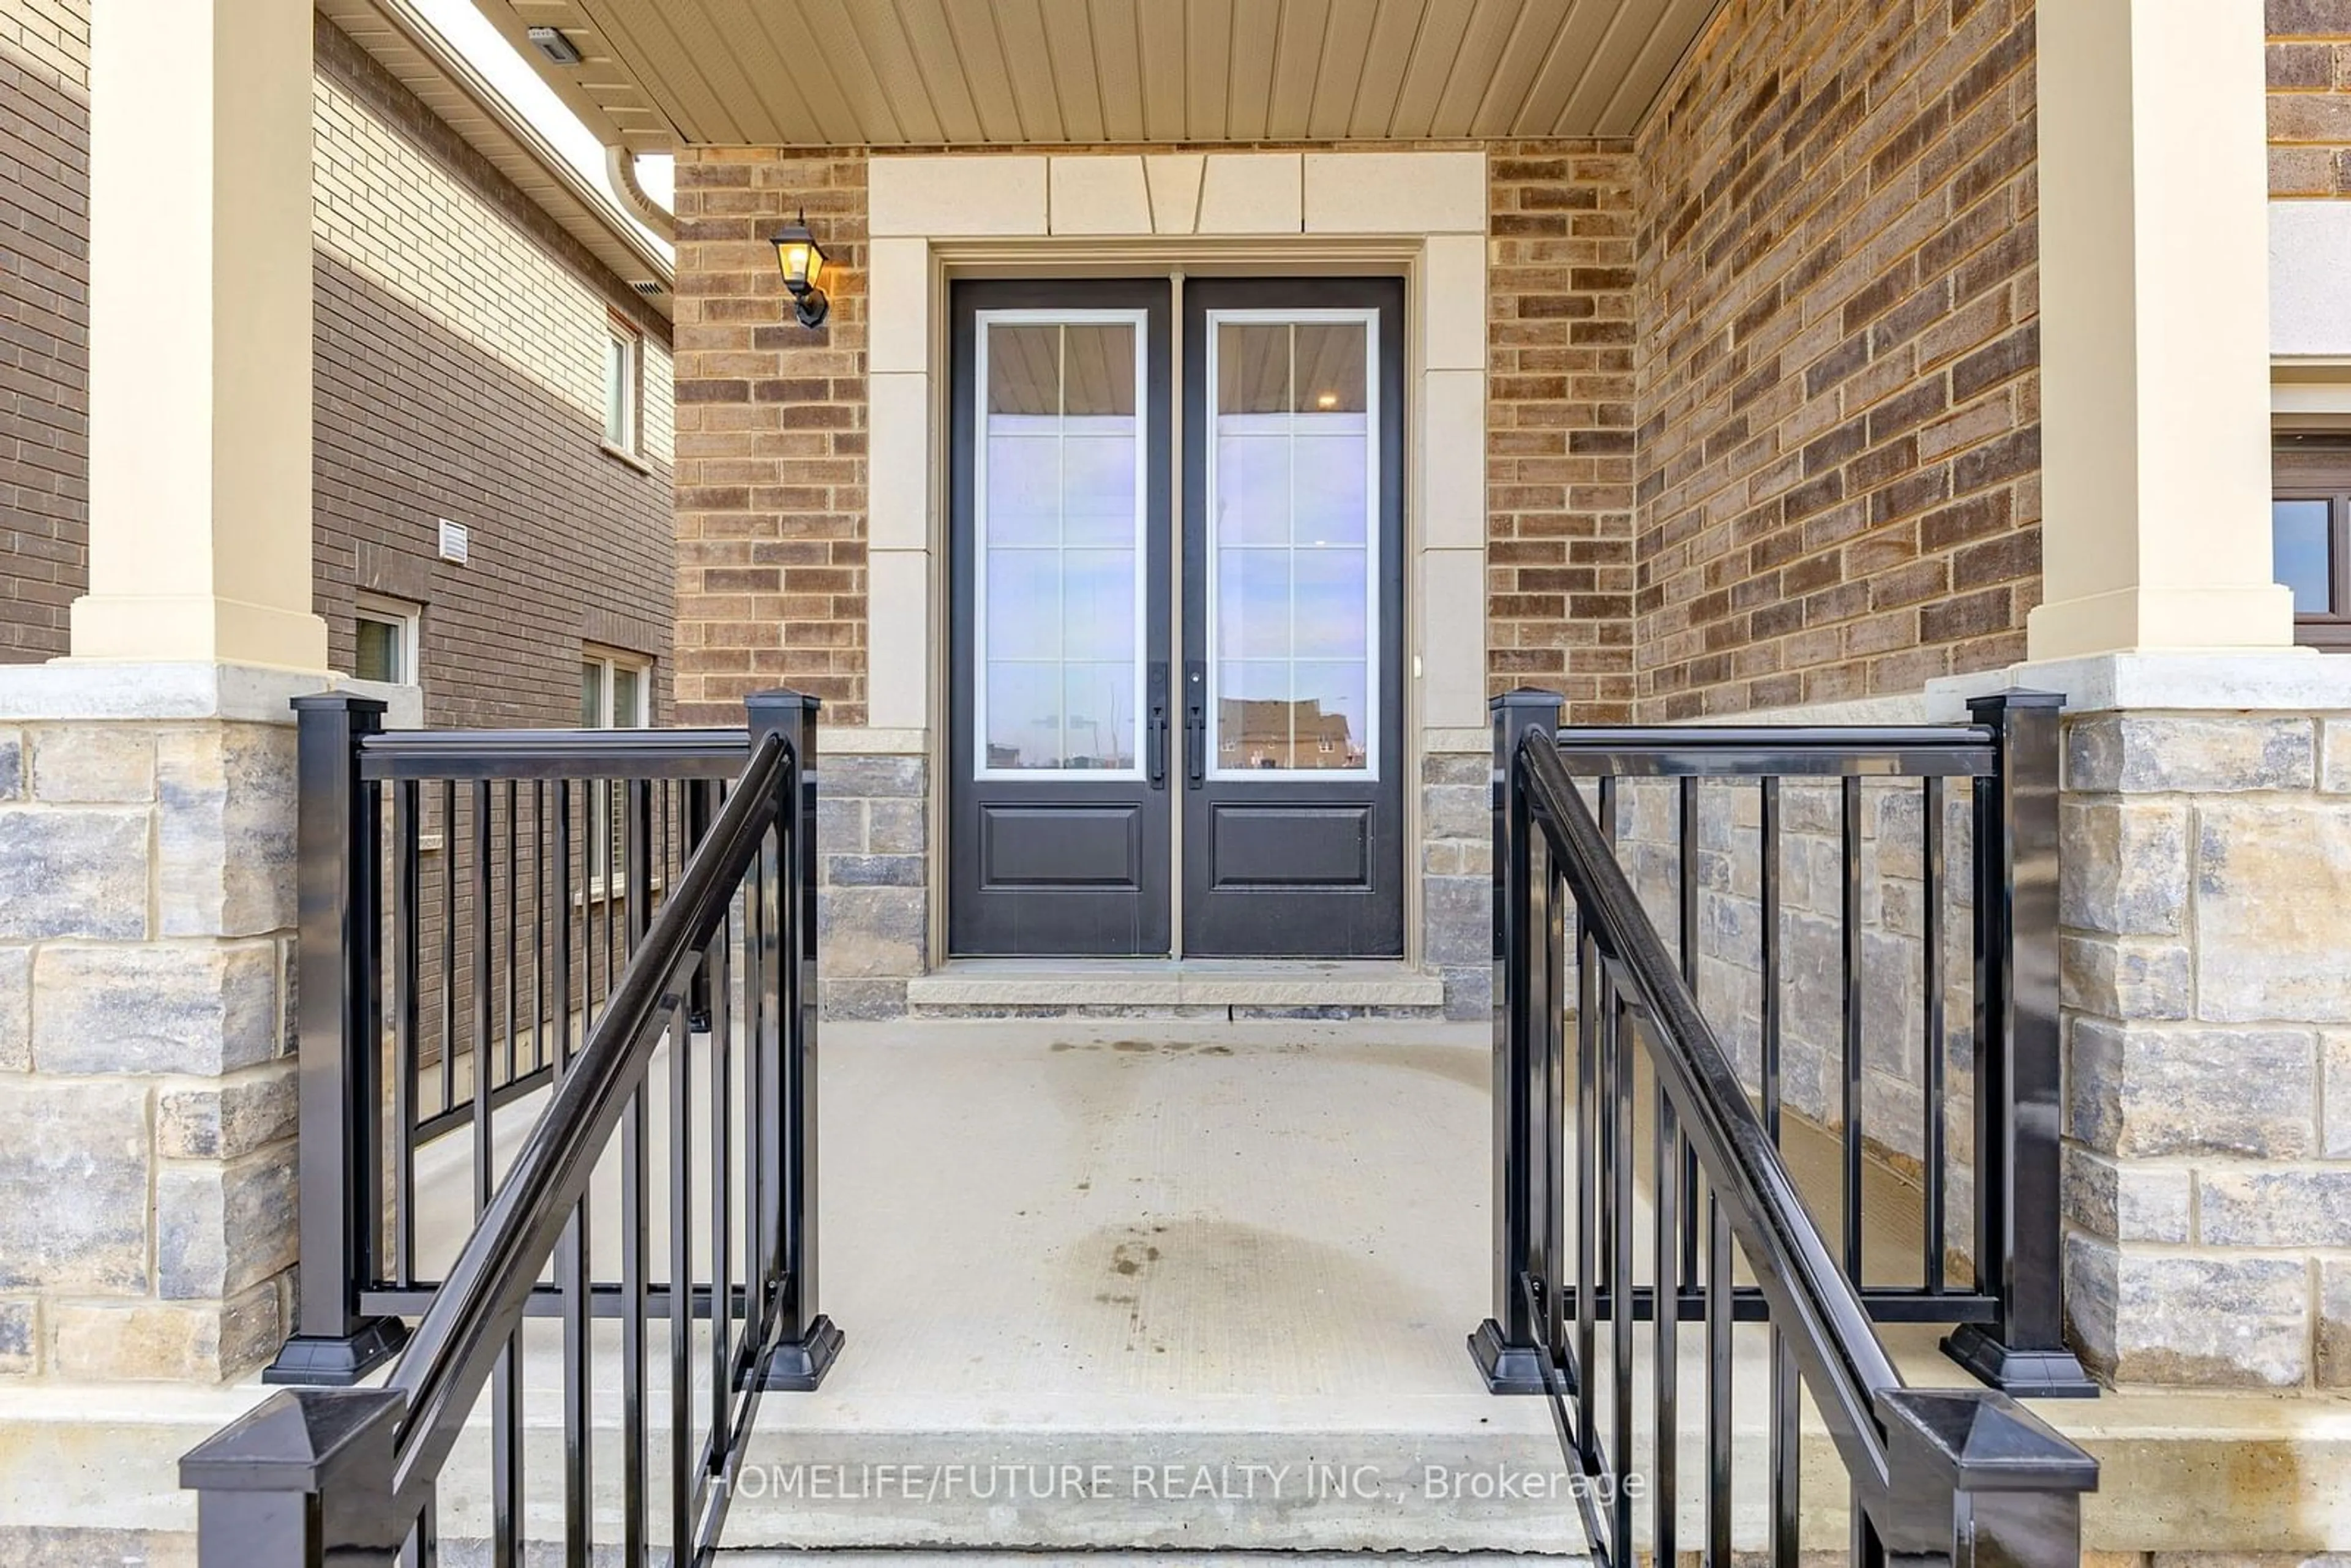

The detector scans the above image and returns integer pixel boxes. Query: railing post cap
[744,688,821,715]
[1965,687,2065,716]
[290,691,389,719]
[1490,688,1565,713]
[179,1387,405,1495]
[1875,1387,2099,1495]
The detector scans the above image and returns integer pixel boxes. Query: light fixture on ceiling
[527,26,583,65]
[770,211,831,329]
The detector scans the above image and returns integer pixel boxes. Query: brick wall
[312,18,675,729]
[670,150,869,727]
[1632,0,2041,718]
[0,0,86,662]
[1485,143,1639,722]
[2271,0,2351,196]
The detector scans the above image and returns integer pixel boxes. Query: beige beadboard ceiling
[472,0,1724,151]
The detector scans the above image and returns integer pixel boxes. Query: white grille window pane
[2275,498,2332,616]
[975,315,1144,776]
[612,664,644,727]
[604,335,633,448]
[580,661,604,727]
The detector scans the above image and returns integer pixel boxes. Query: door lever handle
[1147,661,1170,788]
[1183,660,1206,788]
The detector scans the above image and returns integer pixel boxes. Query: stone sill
[906,958,1445,1010]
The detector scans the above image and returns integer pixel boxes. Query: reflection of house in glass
[1218,698,1364,770]
[989,737,1136,770]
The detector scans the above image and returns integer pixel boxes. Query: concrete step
[902,959,1453,1018]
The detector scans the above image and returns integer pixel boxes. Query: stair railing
[1480,691,2097,1566]
[180,689,835,1565]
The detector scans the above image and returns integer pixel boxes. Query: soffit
[472,0,1722,150]
[318,0,675,315]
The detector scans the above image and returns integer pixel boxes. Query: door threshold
[906,958,1444,1010]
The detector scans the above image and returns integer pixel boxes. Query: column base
[1940,1322,2099,1399]
[261,1317,412,1387]
[757,1315,844,1392]
[1466,1318,1549,1395]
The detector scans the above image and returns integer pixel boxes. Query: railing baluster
[708,920,735,1461]
[504,779,519,1087]
[1761,776,1781,1143]
[1706,1194,1732,1567]
[1573,841,1599,1472]
[1922,775,1946,1292]
[441,778,456,1118]
[1653,1082,1678,1568]
[471,779,493,1213]
[396,778,421,1290]
[1772,1328,1800,1567]
[1841,773,1863,1283]
[492,1329,520,1568]
[623,1077,650,1567]
[670,986,694,1567]
[1679,777,1701,1290]
[1608,986,1634,1563]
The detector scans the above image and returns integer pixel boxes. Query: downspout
[606,146,676,245]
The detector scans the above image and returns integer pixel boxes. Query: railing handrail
[1548,722,1997,778]
[386,727,790,1498]
[1515,727,1905,1492]
[356,724,753,781]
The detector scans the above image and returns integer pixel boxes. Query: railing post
[1470,688,1564,1394]
[1875,1389,2098,1567]
[746,689,844,1391]
[181,1387,411,1567]
[1943,690,2094,1397]
[266,694,411,1386]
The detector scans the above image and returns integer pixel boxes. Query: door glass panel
[1209,315,1376,775]
[2275,498,2333,615]
[978,315,1146,773]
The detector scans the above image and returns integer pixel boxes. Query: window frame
[580,646,651,729]
[604,322,643,458]
[352,593,421,686]
[2273,437,2351,650]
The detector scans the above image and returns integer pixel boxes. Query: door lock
[1183,661,1206,788]
[1147,662,1170,788]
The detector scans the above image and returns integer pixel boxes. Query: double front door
[948,277,1406,959]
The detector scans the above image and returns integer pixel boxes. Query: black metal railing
[182,689,838,1564]
[1472,689,2090,1398]
[1474,689,2097,1565]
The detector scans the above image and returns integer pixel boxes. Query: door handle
[1147,662,1169,788]
[1184,660,1206,788]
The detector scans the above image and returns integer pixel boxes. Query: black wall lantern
[770,212,830,328]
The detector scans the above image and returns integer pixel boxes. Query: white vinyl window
[580,648,650,729]
[604,326,641,454]
[972,309,1150,779]
[353,594,421,686]
[1204,308,1380,779]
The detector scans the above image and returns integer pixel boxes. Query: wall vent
[631,279,667,297]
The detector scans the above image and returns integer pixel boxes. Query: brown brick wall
[2271,1,2351,196]
[1485,143,1640,722]
[1630,0,2041,718]
[0,0,87,662]
[670,151,869,727]
[312,18,674,729]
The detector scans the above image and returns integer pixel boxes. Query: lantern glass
[773,225,825,292]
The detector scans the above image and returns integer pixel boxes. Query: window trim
[2273,437,2351,650]
[604,321,643,459]
[353,593,422,686]
[580,645,652,729]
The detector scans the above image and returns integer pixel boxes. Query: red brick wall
[0,2,86,662]
[1632,0,2041,717]
[669,151,869,727]
[1486,143,1640,722]
[2270,1,2351,196]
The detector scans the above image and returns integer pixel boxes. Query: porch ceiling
[471,0,1723,152]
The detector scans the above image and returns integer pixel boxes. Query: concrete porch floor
[8,1016,2351,1562]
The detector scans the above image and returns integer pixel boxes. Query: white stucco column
[72,0,327,671]
[2028,0,2294,661]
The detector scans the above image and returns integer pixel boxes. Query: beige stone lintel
[1927,650,2351,720]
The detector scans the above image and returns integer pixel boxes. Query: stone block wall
[2058,708,2351,1389]
[1423,744,1494,1021]
[814,750,928,1020]
[2270,0,2351,197]
[1632,0,2042,718]
[0,705,299,1382]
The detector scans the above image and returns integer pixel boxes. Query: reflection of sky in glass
[980,321,1142,771]
[1210,320,1373,771]
[2274,498,2331,615]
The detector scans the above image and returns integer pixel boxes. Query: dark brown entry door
[947,277,1403,959]
[1180,278,1406,958]
[947,280,1173,956]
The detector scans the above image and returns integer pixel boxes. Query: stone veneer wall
[1631,0,2042,718]
[2270,0,2351,197]
[0,706,298,1381]
[0,0,86,662]
[2058,709,2351,1389]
